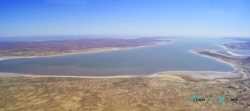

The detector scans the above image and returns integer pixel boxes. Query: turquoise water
[0,38,243,76]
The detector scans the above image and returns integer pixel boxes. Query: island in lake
[219,38,250,50]
[0,37,250,111]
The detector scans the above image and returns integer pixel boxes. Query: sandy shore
[190,50,249,79]
[226,51,244,56]
[0,70,241,83]
[217,44,231,50]
[0,42,167,62]
[0,72,139,78]
[151,71,241,82]
[190,50,238,71]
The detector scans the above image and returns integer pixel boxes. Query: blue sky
[0,0,249,37]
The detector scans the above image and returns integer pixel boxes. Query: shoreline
[216,43,250,57]
[226,51,245,56]
[0,72,141,78]
[189,50,238,72]
[0,69,242,83]
[0,70,234,77]
[0,42,168,62]
[217,43,250,51]
[217,44,231,50]
[150,71,241,82]
[190,50,249,79]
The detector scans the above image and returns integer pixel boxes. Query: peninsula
[0,37,170,57]
[219,38,250,50]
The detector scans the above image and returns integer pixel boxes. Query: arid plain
[0,38,250,111]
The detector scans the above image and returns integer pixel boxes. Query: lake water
[0,38,247,76]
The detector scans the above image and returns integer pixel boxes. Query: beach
[190,50,238,71]
[226,51,244,56]
[190,50,249,79]
[150,71,242,82]
[0,42,167,61]
[217,44,231,50]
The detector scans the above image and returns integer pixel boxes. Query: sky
[0,0,249,37]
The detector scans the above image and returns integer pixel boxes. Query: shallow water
[0,37,246,76]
